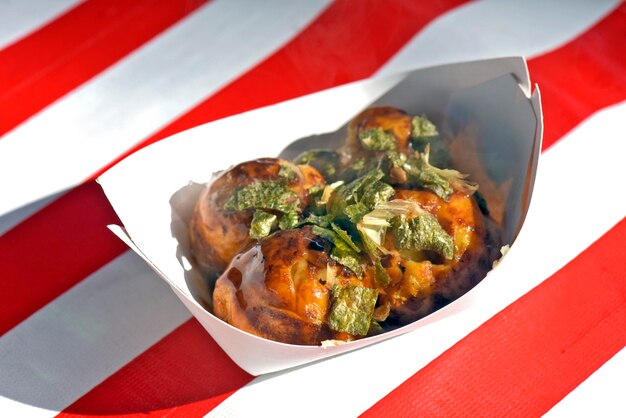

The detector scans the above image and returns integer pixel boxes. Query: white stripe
[378,0,620,75]
[0,251,191,417]
[0,0,330,217]
[208,101,626,417]
[545,347,626,417]
[0,0,83,49]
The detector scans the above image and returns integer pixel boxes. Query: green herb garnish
[293,149,340,180]
[411,115,439,139]
[330,222,361,253]
[332,248,364,278]
[312,225,363,276]
[224,180,298,212]
[374,259,391,287]
[360,180,395,211]
[350,158,366,172]
[328,285,378,335]
[358,128,397,151]
[417,148,477,200]
[278,210,299,230]
[390,214,454,260]
[415,166,455,200]
[386,150,407,168]
[356,199,423,255]
[297,213,334,228]
[278,162,298,182]
[357,199,454,260]
[327,169,394,223]
[307,183,324,196]
[224,180,300,230]
[343,203,370,224]
[393,147,476,200]
[249,210,277,240]
[409,115,451,165]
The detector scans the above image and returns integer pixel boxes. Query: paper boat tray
[99,57,542,375]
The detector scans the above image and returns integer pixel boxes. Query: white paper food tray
[99,57,542,375]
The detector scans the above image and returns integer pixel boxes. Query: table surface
[1,1,625,417]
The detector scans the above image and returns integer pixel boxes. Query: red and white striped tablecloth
[1,1,625,416]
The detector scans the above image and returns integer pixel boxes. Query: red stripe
[363,217,626,417]
[529,3,626,150]
[0,182,127,335]
[56,319,252,418]
[95,0,468,177]
[0,0,209,137]
[48,0,468,415]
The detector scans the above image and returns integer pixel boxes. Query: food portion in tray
[189,106,501,345]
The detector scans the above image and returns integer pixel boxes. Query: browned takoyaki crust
[189,158,324,279]
[339,106,413,162]
[212,226,375,345]
[380,189,500,324]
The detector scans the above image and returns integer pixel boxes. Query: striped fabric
[0,1,624,417]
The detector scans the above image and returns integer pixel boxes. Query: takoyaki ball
[189,158,325,279]
[380,189,500,323]
[212,226,375,345]
[340,106,413,162]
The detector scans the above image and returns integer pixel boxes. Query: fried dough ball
[340,106,413,162]
[189,158,325,278]
[379,189,500,323]
[213,226,374,345]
